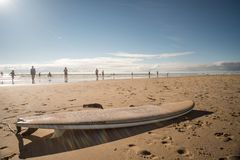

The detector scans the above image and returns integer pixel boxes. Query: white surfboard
[16,100,194,137]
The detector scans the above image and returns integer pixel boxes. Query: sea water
[0,71,239,86]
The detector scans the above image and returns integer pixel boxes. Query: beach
[0,75,239,159]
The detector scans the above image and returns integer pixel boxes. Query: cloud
[0,56,239,74]
[110,51,194,59]
[199,61,240,71]
[158,52,193,58]
[109,52,156,58]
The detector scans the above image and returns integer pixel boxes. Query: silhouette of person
[148,71,150,79]
[64,67,68,83]
[113,73,115,79]
[95,68,99,81]
[157,71,159,78]
[0,72,3,84]
[102,70,104,80]
[10,70,16,84]
[48,72,52,82]
[131,72,133,79]
[167,72,169,78]
[30,66,36,84]
[38,72,41,77]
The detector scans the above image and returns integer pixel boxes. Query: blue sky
[0,0,240,73]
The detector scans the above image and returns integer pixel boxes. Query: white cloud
[0,55,239,74]
[157,52,194,58]
[109,52,156,58]
[110,51,194,59]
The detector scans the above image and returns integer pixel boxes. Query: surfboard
[16,100,194,137]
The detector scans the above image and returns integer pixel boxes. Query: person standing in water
[95,68,99,81]
[102,70,104,80]
[0,72,3,84]
[48,72,52,82]
[10,70,16,84]
[64,67,68,83]
[30,66,36,84]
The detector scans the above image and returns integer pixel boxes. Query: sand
[0,75,239,160]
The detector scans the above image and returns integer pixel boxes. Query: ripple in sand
[0,146,7,150]
[0,147,17,160]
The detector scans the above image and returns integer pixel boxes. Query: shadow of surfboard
[17,110,212,159]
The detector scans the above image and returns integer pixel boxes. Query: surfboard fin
[21,128,38,137]
[51,129,66,138]
[16,126,21,134]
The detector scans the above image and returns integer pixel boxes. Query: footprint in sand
[126,144,159,159]
[214,132,233,142]
[176,146,194,159]
[137,149,157,159]
[130,92,136,96]
[230,112,240,117]
[128,144,136,147]
[219,155,240,160]
[161,136,173,145]
[129,105,135,107]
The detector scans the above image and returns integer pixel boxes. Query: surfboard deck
[16,100,194,137]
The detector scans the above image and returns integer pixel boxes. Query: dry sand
[0,75,239,160]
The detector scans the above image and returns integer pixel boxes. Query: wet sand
[0,75,239,160]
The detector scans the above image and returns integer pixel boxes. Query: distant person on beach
[157,71,159,78]
[148,71,150,78]
[38,72,41,77]
[95,68,99,80]
[113,73,115,79]
[10,70,16,84]
[64,67,68,83]
[0,72,3,84]
[30,66,36,84]
[131,72,133,79]
[102,70,104,80]
[48,72,52,82]
[167,72,169,78]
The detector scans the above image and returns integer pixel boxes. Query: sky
[0,0,240,73]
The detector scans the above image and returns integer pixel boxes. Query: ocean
[0,72,239,86]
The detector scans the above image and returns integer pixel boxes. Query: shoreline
[1,74,240,87]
